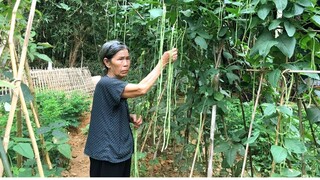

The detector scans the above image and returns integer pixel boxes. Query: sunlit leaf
[311,15,320,27]
[271,145,287,163]
[149,8,163,19]
[13,143,34,159]
[0,79,14,88]
[34,52,52,62]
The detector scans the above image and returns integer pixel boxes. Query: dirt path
[61,113,90,177]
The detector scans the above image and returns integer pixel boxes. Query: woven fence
[0,67,95,97]
[30,67,94,95]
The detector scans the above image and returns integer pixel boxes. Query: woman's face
[105,49,131,79]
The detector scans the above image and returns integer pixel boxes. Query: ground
[61,113,90,177]
[59,112,209,177]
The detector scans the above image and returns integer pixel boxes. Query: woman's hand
[130,114,143,128]
[161,48,178,66]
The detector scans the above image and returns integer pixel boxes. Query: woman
[84,40,178,177]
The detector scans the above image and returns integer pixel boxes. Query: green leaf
[243,131,260,144]
[257,4,272,20]
[226,72,240,84]
[263,103,276,116]
[0,80,14,89]
[215,142,230,153]
[281,168,301,177]
[57,3,70,11]
[284,21,296,37]
[268,19,282,30]
[271,145,287,163]
[34,52,52,62]
[273,0,288,11]
[284,138,307,154]
[267,69,281,88]
[296,0,313,7]
[275,34,296,58]
[194,36,208,49]
[21,83,33,103]
[13,143,34,159]
[226,146,237,166]
[250,31,278,57]
[277,105,293,116]
[149,8,163,19]
[180,9,192,17]
[306,107,320,123]
[311,15,320,27]
[57,144,71,159]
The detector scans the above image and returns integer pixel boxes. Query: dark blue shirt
[84,76,133,163]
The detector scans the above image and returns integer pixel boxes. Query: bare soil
[61,113,90,177]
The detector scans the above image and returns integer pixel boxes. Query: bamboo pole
[0,138,12,177]
[207,105,217,177]
[241,73,264,177]
[2,0,44,177]
[25,59,53,169]
[0,0,21,176]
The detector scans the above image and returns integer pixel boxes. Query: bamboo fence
[0,67,95,97]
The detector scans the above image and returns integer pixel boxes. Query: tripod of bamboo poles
[0,0,50,177]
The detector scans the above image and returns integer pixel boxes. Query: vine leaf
[284,138,307,154]
[273,0,288,11]
[13,143,34,159]
[257,4,272,20]
[250,31,277,57]
[271,145,287,163]
[306,107,320,124]
[275,34,296,58]
[267,69,281,88]
[149,8,163,19]
[284,21,296,37]
[281,168,301,177]
[311,15,320,27]
[57,144,71,159]
[194,36,208,49]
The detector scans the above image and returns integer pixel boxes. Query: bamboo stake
[0,138,12,177]
[241,73,264,177]
[190,111,206,177]
[2,0,44,177]
[0,0,21,176]
[207,105,217,177]
[25,59,53,169]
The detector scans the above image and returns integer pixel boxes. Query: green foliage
[36,90,90,127]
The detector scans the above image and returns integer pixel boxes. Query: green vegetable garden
[1,0,320,177]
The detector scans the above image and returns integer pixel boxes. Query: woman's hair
[99,40,129,73]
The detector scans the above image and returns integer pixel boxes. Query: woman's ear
[103,58,110,68]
